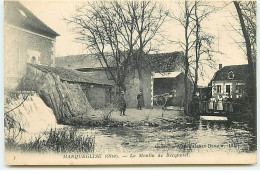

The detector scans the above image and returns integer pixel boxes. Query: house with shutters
[4,1,60,90]
[210,64,248,99]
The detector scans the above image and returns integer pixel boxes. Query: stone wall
[81,85,112,109]
[5,25,55,90]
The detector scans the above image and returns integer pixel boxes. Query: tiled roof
[143,51,184,72]
[29,64,115,87]
[55,53,115,70]
[153,72,182,78]
[212,64,248,81]
[5,1,59,38]
[56,51,184,72]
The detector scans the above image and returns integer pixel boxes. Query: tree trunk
[193,2,199,98]
[137,67,144,93]
[184,63,189,115]
[184,1,190,115]
[118,81,126,92]
[193,60,199,98]
[234,1,256,114]
[136,44,145,106]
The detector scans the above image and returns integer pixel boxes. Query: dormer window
[228,71,234,79]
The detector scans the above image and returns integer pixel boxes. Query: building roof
[144,51,184,72]
[212,64,248,81]
[5,1,59,38]
[29,64,115,87]
[153,72,182,78]
[56,51,184,72]
[56,53,115,70]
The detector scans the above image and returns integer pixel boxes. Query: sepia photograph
[3,0,257,165]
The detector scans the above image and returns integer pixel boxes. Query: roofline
[61,79,115,87]
[224,64,248,67]
[153,71,182,79]
[76,67,116,71]
[28,64,115,87]
[147,51,184,56]
[20,1,60,37]
[56,51,184,59]
[6,23,57,41]
[212,79,245,82]
[5,1,60,37]
[208,64,248,85]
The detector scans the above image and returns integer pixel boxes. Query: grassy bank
[5,128,95,153]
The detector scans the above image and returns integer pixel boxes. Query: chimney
[219,64,223,70]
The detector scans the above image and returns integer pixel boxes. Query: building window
[27,50,40,64]
[226,85,231,95]
[31,56,37,64]
[236,85,244,94]
[228,71,234,79]
[216,85,221,93]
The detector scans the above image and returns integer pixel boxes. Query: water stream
[76,118,256,155]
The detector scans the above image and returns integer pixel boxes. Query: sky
[20,0,248,86]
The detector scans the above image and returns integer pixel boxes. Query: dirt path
[91,108,186,123]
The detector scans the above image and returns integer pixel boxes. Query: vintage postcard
[4,0,257,165]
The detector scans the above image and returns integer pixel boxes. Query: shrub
[6,128,95,153]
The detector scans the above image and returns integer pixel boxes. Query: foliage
[169,1,220,114]
[233,1,256,117]
[4,92,29,146]
[66,1,169,91]
[6,128,95,153]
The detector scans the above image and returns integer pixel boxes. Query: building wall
[153,73,193,106]
[4,24,56,90]
[124,68,153,108]
[124,69,191,109]
[172,73,193,106]
[81,85,112,109]
[212,80,245,99]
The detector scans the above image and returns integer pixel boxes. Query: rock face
[21,64,92,123]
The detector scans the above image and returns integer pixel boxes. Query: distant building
[210,64,248,99]
[4,1,59,90]
[196,86,211,100]
[56,52,193,108]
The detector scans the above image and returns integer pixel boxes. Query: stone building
[4,1,59,90]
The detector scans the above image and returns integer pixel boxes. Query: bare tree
[192,1,217,97]
[66,1,168,94]
[66,1,138,91]
[233,1,256,113]
[171,1,217,114]
[170,1,196,114]
[130,1,168,95]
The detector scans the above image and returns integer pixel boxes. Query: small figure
[202,95,208,113]
[137,91,143,110]
[208,97,216,113]
[226,94,233,113]
[217,95,223,112]
[168,89,176,106]
[119,91,126,116]
[192,94,200,114]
